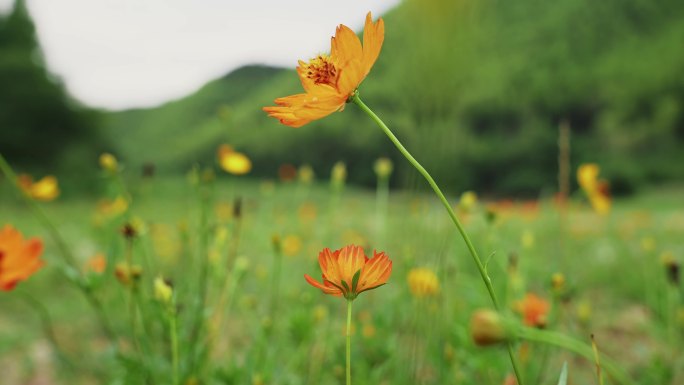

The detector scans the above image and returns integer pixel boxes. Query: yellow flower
[459,191,478,212]
[373,157,393,178]
[577,163,611,215]
[154,276,173,304]
[331,161,347,188]
[577,163,599,192]
[298,164,315,184]
[282,235,303,257]
[99,152,118,172]
[263,12,384,127]
[407,267,440,298]
[17,174,59,201]
[217,144,251,175]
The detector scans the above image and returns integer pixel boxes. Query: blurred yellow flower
[331,161,347,188]
[577,163,611,215]
[577,163,599,192]
[114,263,142,286]
[298,202,318,224]
[154,276,173,304]
[640,236,656,253]
[521,229,535,249]
[97,196,129,218]
[17,174,59,201]
[459,191,478,212]
[217,144,251,175]
[298,164,315,184]
[282,234,303,257]
[407,267,440,298]
[373,157,393,179]
[313,304,328,323]
[99,152,118,172]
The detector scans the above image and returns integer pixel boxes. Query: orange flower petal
[331,24,363,67]
[362,12,385,77]
[305,274,341,295]
[0,225,45,291]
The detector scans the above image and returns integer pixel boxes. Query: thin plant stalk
[346,299,353,385]
[18,291,75,369]
[519,327,637,385]
[351,94,524,384]
[0,152,116,342]
[169,299,180,385]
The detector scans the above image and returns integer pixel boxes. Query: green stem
[0,152,116,342]
[519,327,638,385]
[346,299,353,385]
[169,301,180,385]
[352,95,524,385]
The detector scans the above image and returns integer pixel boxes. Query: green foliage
[0,0,106,189]
[103,0,684,196]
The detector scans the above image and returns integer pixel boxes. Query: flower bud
[470,309,509,346]
[373,157,393,179]
[99,153,118,173]
[154,276,173,304]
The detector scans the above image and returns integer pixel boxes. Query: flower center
[305,55,338,86]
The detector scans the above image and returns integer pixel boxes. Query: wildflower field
[2,2,684,385]
[2,168,684,385]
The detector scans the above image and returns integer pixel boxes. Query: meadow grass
[1,176,683,385]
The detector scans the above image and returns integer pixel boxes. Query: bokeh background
[2,0,683,196]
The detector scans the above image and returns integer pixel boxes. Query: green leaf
[557,362,568,385]
[351,269,362,293]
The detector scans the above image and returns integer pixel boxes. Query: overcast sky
[0,0,400,110]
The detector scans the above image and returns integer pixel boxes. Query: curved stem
[352,95,524,384]
[519,327,638,385]
[346,299,353,385]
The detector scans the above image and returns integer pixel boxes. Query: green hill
[104,0,684,196]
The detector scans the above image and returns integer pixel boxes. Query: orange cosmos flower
[0,225,45,291]
[515,293,550,328]
[17,174,60,201]
[263,12,384,127]
[305,244,392,300]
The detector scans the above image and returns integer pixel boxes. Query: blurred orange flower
[515,293,550,328]
[263,12,384,127]
[217,144,252,175]
[305,244,392,300]
[17,174,59,201]
[0,225,45,291]
[86,253,107,274]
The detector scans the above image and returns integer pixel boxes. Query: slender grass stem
[0,152,116,342]
[169,301,180,385]
[351,95,524,385]
[346,299,353,385]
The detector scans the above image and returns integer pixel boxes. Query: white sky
[0,0,400,110]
